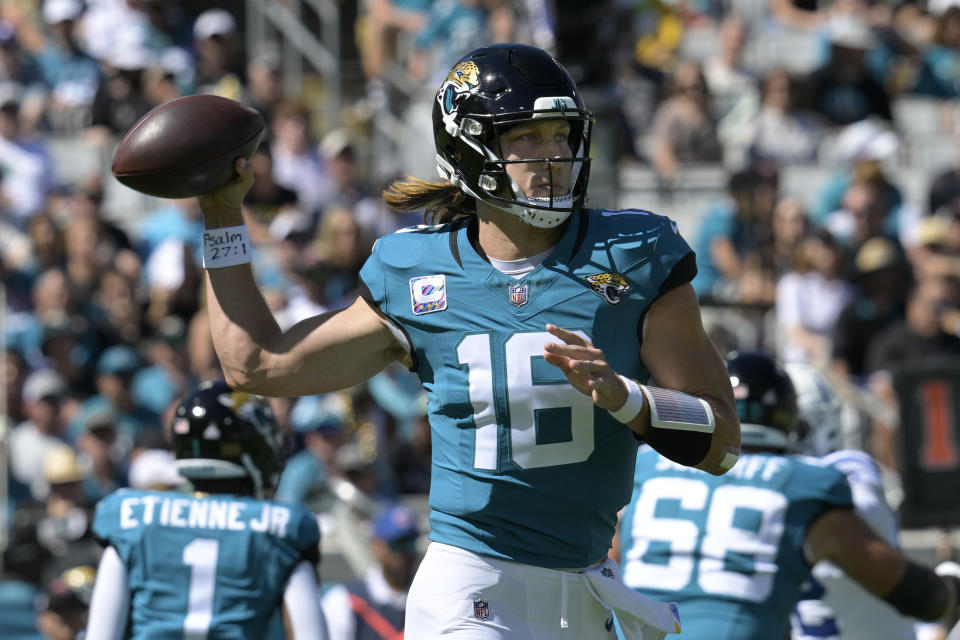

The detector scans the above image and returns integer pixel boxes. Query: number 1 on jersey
[183,538,219,639]
[458,331,595,471]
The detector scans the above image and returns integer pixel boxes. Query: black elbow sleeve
[882,561,958,621]
[638,427,713,467]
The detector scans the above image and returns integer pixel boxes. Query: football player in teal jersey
[618,352,960,639]
[784,363,917,640]
[197,43,740,639]
[83,381,327,639]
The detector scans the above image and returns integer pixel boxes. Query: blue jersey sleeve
[783,461,854,563]
[289,505,321,566]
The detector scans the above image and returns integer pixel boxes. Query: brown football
[111,94,265,199]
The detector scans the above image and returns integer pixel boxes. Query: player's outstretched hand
[543,324,628,411]
[197,157,255,220]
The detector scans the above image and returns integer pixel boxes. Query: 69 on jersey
[621,476,787,601]
[457,330,597,470]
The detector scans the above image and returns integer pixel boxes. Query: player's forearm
[693,394,740,475]
[621,383,740,475]
[204,266,285,391]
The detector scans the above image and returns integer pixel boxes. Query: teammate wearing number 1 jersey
[197,43,740,639]
[618,352,960,639]
[84,381,327,639]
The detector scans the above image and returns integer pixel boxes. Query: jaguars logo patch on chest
[586,272,631,305]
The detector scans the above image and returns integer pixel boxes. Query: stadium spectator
[270,100,334,220]
[275,392,351,509]
[319,128,368,211]
[830,237,909,382]
[825,174,899,260]
[0,89,54,226]
[9,368,71,502]
[864,277,960,469]
[649,60,723,180]
[0,511,51,640]
[358,0,431,110]
[618,351,960,638]
[928,139,960,217]
[704,16,758,123]
[913,6,960,98]
[69,344,159,450]
[776,229,855,366]
[37,0,100,133]
[865,276,960,375]
[37,564,96,640]
[692,163,780,303]
[724,67,820,167]
[0,18,45,131]
[86,38,153,141]
[197,42,738,638]
[770,196,811,279]
[191,7,243,100]
[807,15,893,126]
[322,503,422,639]
[244,45,285,135]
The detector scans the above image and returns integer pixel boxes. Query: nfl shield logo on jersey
[508,283,528,307]
[473,599,490,620]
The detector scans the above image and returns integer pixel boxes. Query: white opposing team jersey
[791,450,916,640]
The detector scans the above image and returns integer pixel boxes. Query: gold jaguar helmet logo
[444,61,479,90]
[439,61,480,115]
[586,273,631,305]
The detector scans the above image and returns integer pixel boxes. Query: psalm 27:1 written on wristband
[202,225,252,269]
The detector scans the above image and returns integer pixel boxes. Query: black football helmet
[171,381,286,498]
[432,43,593,229]
[726,351,799,451]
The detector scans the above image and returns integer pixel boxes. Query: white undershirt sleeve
[85,546,130,640]
[283,560,329,640]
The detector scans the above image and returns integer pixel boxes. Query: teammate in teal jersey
[83,381,327,640]
[784,363,917,640]
[196,43,740,639]
[617,352,960,639]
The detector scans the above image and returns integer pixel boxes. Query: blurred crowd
[4,0,960,636]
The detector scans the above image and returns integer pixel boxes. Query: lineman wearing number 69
[197,43,740,639]
[84,381,328,640]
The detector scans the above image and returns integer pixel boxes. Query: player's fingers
[545,324,593,347]
[543,342,599,360]
[542,351,573,372]
[234,157,254,183]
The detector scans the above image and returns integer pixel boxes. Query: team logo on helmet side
[440,61,480,114]
[217,390,281,449]
[586,273,631,305]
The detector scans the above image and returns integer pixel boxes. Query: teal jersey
[359,208,695,568]
[620,447,854,640]
[92,489,320,639]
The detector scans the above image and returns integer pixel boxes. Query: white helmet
[783,363,844,457]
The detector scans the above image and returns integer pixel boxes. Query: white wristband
[608,375,645,423]
[202,225,252,269]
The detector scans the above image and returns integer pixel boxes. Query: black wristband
[883,561,956,621]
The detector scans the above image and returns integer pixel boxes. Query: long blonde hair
[383,175,476,225]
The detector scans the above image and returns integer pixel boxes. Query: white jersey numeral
[457,330,596,470]
[182,538,220,639]
[623,477,787,601]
